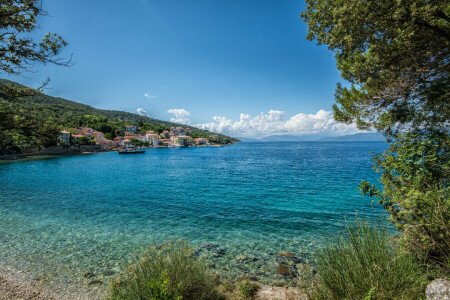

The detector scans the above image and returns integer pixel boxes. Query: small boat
[118,147,145,154]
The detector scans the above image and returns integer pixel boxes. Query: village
[59,125,221,151]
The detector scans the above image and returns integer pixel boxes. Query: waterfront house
[122,139,132,147]
[135,134,147,142]
[161,130,170,139]
[95,136,112,150]
[146,133,159,143]
[172,135,194,146]
[152,138,160,146]
[71,134,86,145]
[93,131,104,139]
[160,139,171,147]
[81,130,93,140]
[169,132,175,142]
[59,130,70,145]
[194,138,208,145]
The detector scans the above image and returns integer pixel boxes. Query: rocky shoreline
[0,146,109,161]
[0,243,310,300]
[0,268,304,300]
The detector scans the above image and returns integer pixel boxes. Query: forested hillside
[0,79,239,154]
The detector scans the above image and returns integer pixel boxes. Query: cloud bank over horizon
[167,108,360,137]
[196,109,359,137]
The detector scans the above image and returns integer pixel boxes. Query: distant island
[0,79,239,157]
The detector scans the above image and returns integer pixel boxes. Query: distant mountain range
[237,132,386,142]
[320,133,386,141]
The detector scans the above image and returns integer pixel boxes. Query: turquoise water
[0,142,387,296]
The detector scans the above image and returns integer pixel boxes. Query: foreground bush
[305,219,428,300]
[109,239,223,300]
[360,130,450,271]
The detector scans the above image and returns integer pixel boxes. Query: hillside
[0,79,239,154]
[0,79,239,140]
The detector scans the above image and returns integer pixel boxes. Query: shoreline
[0,264,303,300]
[0,268,57,300]
[0,143,235,161]
[0,263,105,300]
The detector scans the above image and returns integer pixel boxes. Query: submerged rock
[277,251,296,257]
[235,255,259,262]
[83,272,95,279]
[202,244,220,250]
[88,279,103,286]
[217,248,227,255]
[277,263,297,278]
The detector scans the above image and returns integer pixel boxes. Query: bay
[0,141,388,297]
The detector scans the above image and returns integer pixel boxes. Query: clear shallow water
[0,142,387,296]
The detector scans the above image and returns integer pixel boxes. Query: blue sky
[5,0,359,137]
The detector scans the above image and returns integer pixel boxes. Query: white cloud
[167,108,191,125]
[196,109,359,137]
[144,93,156,100]
[137,108,148,116]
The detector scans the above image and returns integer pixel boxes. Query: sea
[0,141,388,298]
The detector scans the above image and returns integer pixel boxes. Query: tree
[360,129,449,270]
[0,1,70,154]
[301,0,449,136]
[301,0,450,273]
[0,0,70,75]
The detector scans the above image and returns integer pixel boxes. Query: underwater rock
[276,255,304,265]
[235,255,259,262]
[103,270,115,276]
[277,263,298,278]
[277,251,296,257]
[83,272,95,279]
[202,244,220,250]
[88,279,103,286]
[217,248,227,255]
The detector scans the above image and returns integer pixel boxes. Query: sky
[5,0,360,138]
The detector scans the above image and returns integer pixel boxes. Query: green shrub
[360,130,450,271]
[108,239,223,300]
[237,279,260,300]
[306,218,428,300]
[220,279,236,294]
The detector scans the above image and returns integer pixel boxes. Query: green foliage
[110,271,182,300]
[0,0,71,75]
[301,0,449,136]
[220,279,236,294]
[129,138,149,147]
[306,218,428,300]
[108,239,223,300]
[237,279,259,300]
[360,130,450,271]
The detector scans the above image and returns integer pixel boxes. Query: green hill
[0,79,239,154]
